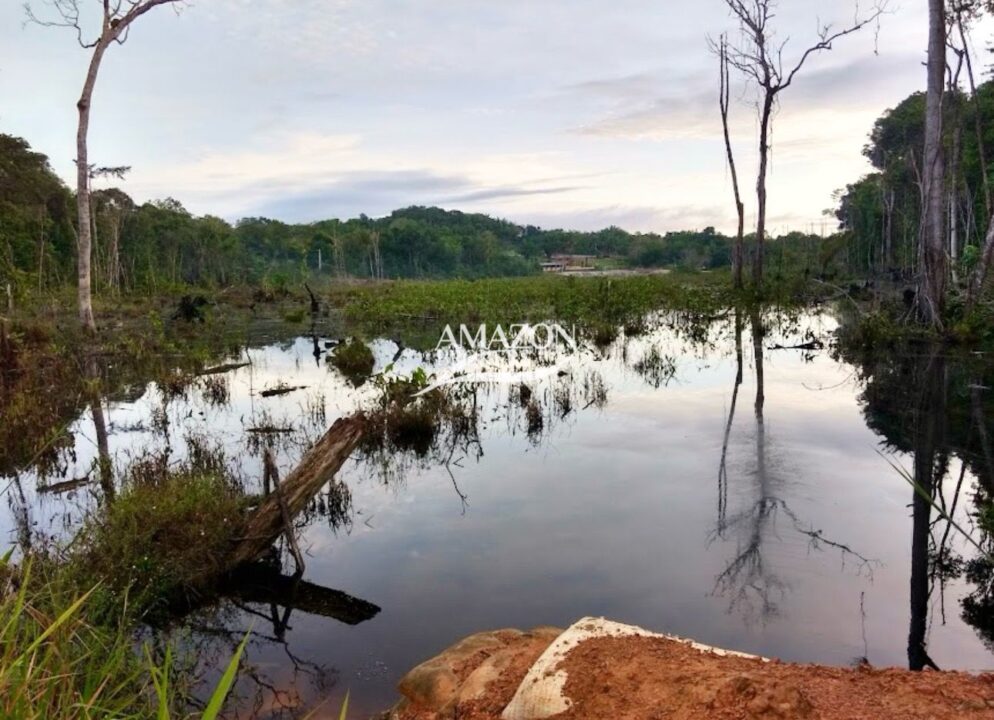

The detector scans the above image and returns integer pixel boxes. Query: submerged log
[197,361,251,376]
[38,475,92,495]
[228,562,380,625]
[229,413,368,567]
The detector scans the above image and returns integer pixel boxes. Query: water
[4,308,994,718]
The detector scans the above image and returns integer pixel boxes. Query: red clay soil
[391,633,994,720]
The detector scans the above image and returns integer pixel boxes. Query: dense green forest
[835,77,994,280]
[0,133,842,296]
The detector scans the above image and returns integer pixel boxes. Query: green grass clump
[0,554,251,720]
[330,338,375,383]
[0,557,154,720]
[328,273,733,337]
[76,471,245,621]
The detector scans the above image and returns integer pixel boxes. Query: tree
[720,0,886,289]
[716,34,745,290]
[25,0,187,331]
[917,0,947,325]
[91,187,134,292]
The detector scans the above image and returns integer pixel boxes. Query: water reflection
[711,310,877,624]
[4,308,994,715]
[834,331,994,671]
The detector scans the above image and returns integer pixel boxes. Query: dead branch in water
[230,413,367,567]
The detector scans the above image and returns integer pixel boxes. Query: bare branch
[781,3,889,90]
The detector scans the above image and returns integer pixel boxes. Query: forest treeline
[9,62,994,299]
[0,133,833,295]
[836,76,994,283]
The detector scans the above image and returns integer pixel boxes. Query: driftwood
[262,448,305,576]
[260,384,308,398]
[228,562,380,625]
[230,413,368,567]
[198,362,251,376]
[769,340,823,351]
[39,476,92,495]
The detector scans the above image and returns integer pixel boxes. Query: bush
[76,471,244,620]
[330,338,375,384]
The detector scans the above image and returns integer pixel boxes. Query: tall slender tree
[919,0,947,325]
[25,0,186,331]
[720,0,886,289]
[716,34,745,290]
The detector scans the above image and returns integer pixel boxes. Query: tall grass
[0,552,250,719]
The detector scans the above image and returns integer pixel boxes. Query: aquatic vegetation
[633,345,677,389]
[197,374,230,407]
[329,274,735,343]
[589,323,619,348]
[281,308,306,324]
[330,337,375,384]
[0,554,249,719]
[76,468,246,620]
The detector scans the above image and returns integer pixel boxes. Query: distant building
[551,254,596,267]
[541,261,567,273]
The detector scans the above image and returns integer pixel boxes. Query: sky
[0,0,972,234]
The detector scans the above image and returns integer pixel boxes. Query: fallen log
[260,384,308,398]
[197,362,251,376]
[229,413,368,567]
[38,475,92,495]
[228,562,380,625]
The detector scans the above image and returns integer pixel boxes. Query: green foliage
[74,470,244,621]
[0,552,253,719]
[836,82,994,281]
[330,338,375,384]
[332,273,733,338]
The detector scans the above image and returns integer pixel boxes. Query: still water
[5,308,994,717]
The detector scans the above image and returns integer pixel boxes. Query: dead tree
[230,414,368,568]
[720,0,886,290]
[717,35,746,290]
[25,0,186,332]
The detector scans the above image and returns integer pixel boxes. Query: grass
[330,337,375,384]
[327,273,735,337]
[0,553,250,720]
[75,470,246,622]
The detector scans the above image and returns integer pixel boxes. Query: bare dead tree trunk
[755,94,773,288]
[718,36,745,290]
[719,0,885,293]
[918,0,947,326]
[107,211,121,293]
[27,0,186,331]
[75,43,108,332]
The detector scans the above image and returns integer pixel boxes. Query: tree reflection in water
[835,326,994,669]
[712,309,877,624]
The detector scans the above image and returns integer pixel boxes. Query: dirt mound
[389,630,994,720]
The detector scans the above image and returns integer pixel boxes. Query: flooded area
[4,307,994,718]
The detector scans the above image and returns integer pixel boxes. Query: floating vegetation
[590,323,619,348]
[525,399,544,439]
[330,338,375,385]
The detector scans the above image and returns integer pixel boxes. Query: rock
[397,630,519,712]
[393,626,562,717]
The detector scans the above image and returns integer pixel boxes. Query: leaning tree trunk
[229,414,368,567]
[76,41,110,333]
[719,37,745,290]
[918,0,947,326]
